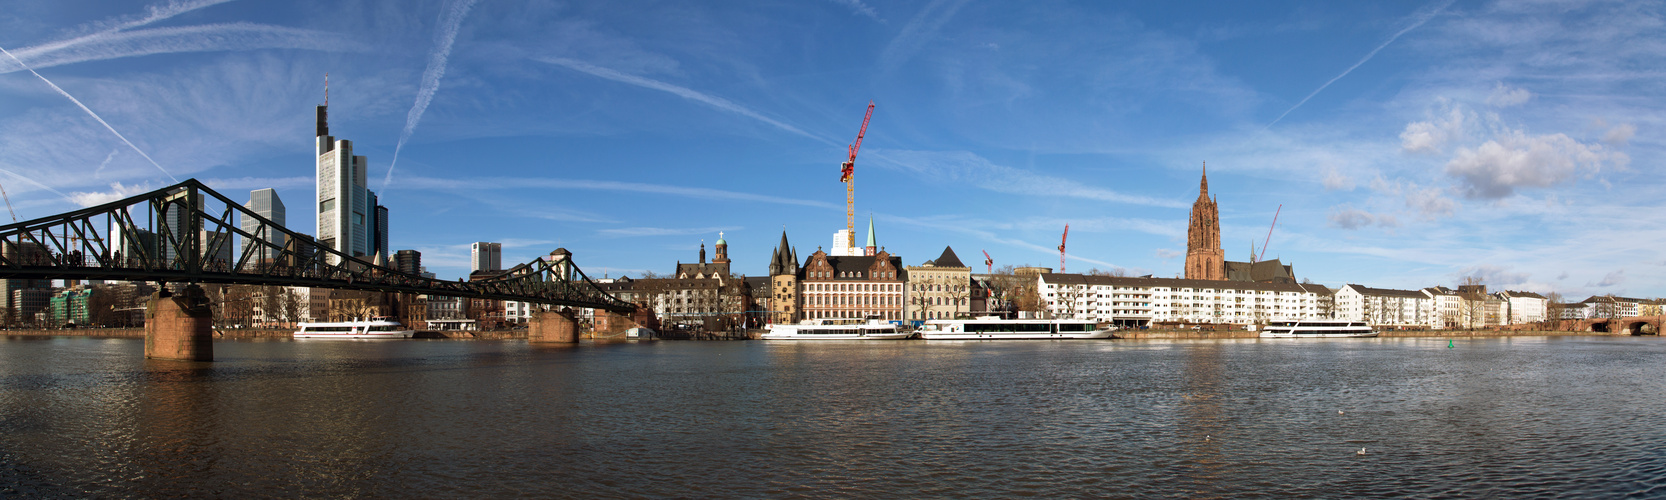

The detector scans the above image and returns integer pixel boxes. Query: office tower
[394,249,421,275]
[315,104,389,263]
[242,188,286,263]
[471,242,502,273]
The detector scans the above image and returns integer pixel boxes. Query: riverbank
[0,328,526,340]
[1116,328,1606,339]
[1,327,1636,340]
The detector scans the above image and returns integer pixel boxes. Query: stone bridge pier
[144,285,214,361]
[1577,316,1664,335]
[528,308,579,343]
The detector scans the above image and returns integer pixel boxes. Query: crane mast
[840,101,874,249]
[1258,204,1282,263]
[982,249,993,274]
[1058,224,1068,273]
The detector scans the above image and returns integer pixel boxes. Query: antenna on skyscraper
[324,72,329,105]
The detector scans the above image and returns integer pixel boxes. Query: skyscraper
[394,249,422,275]
[471,242,502,273]
[315,104,389,263]
[243,188,286,263]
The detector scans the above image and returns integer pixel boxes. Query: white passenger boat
[761,317,912,340]
[1258,321,1378,338]
[293,317,416,339]
[917,316,1116,340]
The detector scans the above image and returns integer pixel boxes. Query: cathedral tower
[1184,163,1225,280]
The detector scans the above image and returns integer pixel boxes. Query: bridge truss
[0,179,634,313]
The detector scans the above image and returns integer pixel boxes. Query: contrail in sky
[1265,0,1454,128]
[94,149,119,178]
[537,56,833,145]
[0,46,178,183]
[383,0,480,195]
[1,0,236,73]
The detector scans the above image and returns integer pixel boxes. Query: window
[319,198,336,213]
[354,211,365,225]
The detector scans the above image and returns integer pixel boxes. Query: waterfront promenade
[3,327,1627,340]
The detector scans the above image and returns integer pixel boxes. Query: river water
[0,335,1662,498]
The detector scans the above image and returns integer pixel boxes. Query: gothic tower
[1184,163,1225,280]
[768,230,801,324]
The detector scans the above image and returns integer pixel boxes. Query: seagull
[1357,447,1367,455]
[1339,410,1344,415]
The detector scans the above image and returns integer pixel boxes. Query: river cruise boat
[917,316,1116,340]
[294,317,416,339]
[761,317,912,340]
[1258,321,1378,338]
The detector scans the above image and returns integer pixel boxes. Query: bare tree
[1543,291,1566,330]
[1457,276,1486,329]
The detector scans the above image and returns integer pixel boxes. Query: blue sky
[1,0,1659,299]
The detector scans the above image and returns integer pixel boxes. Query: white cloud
[830,0,880,20]
[1154,248,1181,259]
[1485,82,1531,107]
[1603,123,1635,145]
[876,149,1185,208]
[1457,265,1529,288]
[1371,177,1457,219]
[1328,206,1400,230]
[1322,166,1354,190]
[598,226,740,238]
[1590,269,1626,288]
[68,181,153,207]
[1400,103,1470,154]
[1446,129,1625,199]
[535,56,827,143]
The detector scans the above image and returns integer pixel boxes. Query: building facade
[905,246,972,321]
[315,104,388,263]
[800,247,905,321]
[471,242,502,273]
[1184,164,1225,280]
[242,188,286,263]
[1038,274,1325,326]
[766,231,800,325]
[1334,284,1434,328]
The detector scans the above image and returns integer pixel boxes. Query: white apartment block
[1498,290,1548,324]
[1334,284,1436,328]
[1037,274,1327,326]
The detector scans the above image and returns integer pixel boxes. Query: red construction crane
[982,249,993,274]
[1258,204,1282,263]
[1058,224,1068,273]
[840,101,875,249]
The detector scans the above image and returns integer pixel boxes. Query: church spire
[1198,161,1210,201]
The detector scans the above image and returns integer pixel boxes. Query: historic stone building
[1184,164,1298,284]
[800,246,905,321]
[905,246,972,321]
[1185,164,1226,280]
[766,230,801,325]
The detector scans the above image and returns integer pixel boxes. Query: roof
[1223,259,1294,283]
[1343,284,1429,299]
[808,253,906,281]
[1500,290,1546,299]
[1038,273,1325,294]
[931,246,967,268]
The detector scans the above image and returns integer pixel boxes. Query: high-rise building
[315,104,388,263]
[242,188,286,263]
[471,242,502,273]
[394,249,422,275]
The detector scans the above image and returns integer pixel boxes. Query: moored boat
[294,317,416,339]
[917,316,1116,340]
[1258,321,1378,338]
[761,317,911,340]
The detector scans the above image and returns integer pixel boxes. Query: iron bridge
[0,179,635,313]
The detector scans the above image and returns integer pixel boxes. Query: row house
[1335,285,1435,328]
[1037,274,1326,326]
[799,247,905,321]
[1498,290,1548,324]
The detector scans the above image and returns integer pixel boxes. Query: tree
[1457,276,1487,329]
[1543,291,1566,329]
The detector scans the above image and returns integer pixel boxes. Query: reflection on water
[1,335,1665,497]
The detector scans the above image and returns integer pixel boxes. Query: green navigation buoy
[1448,339,1454,349]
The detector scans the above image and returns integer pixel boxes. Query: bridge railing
[0,179,634,312]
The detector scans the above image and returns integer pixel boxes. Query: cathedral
[1184,164,1297,284]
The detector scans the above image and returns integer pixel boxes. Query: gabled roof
[932,246,967,268]
[1039,273,1315,293]
[1343,284,1428,298]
